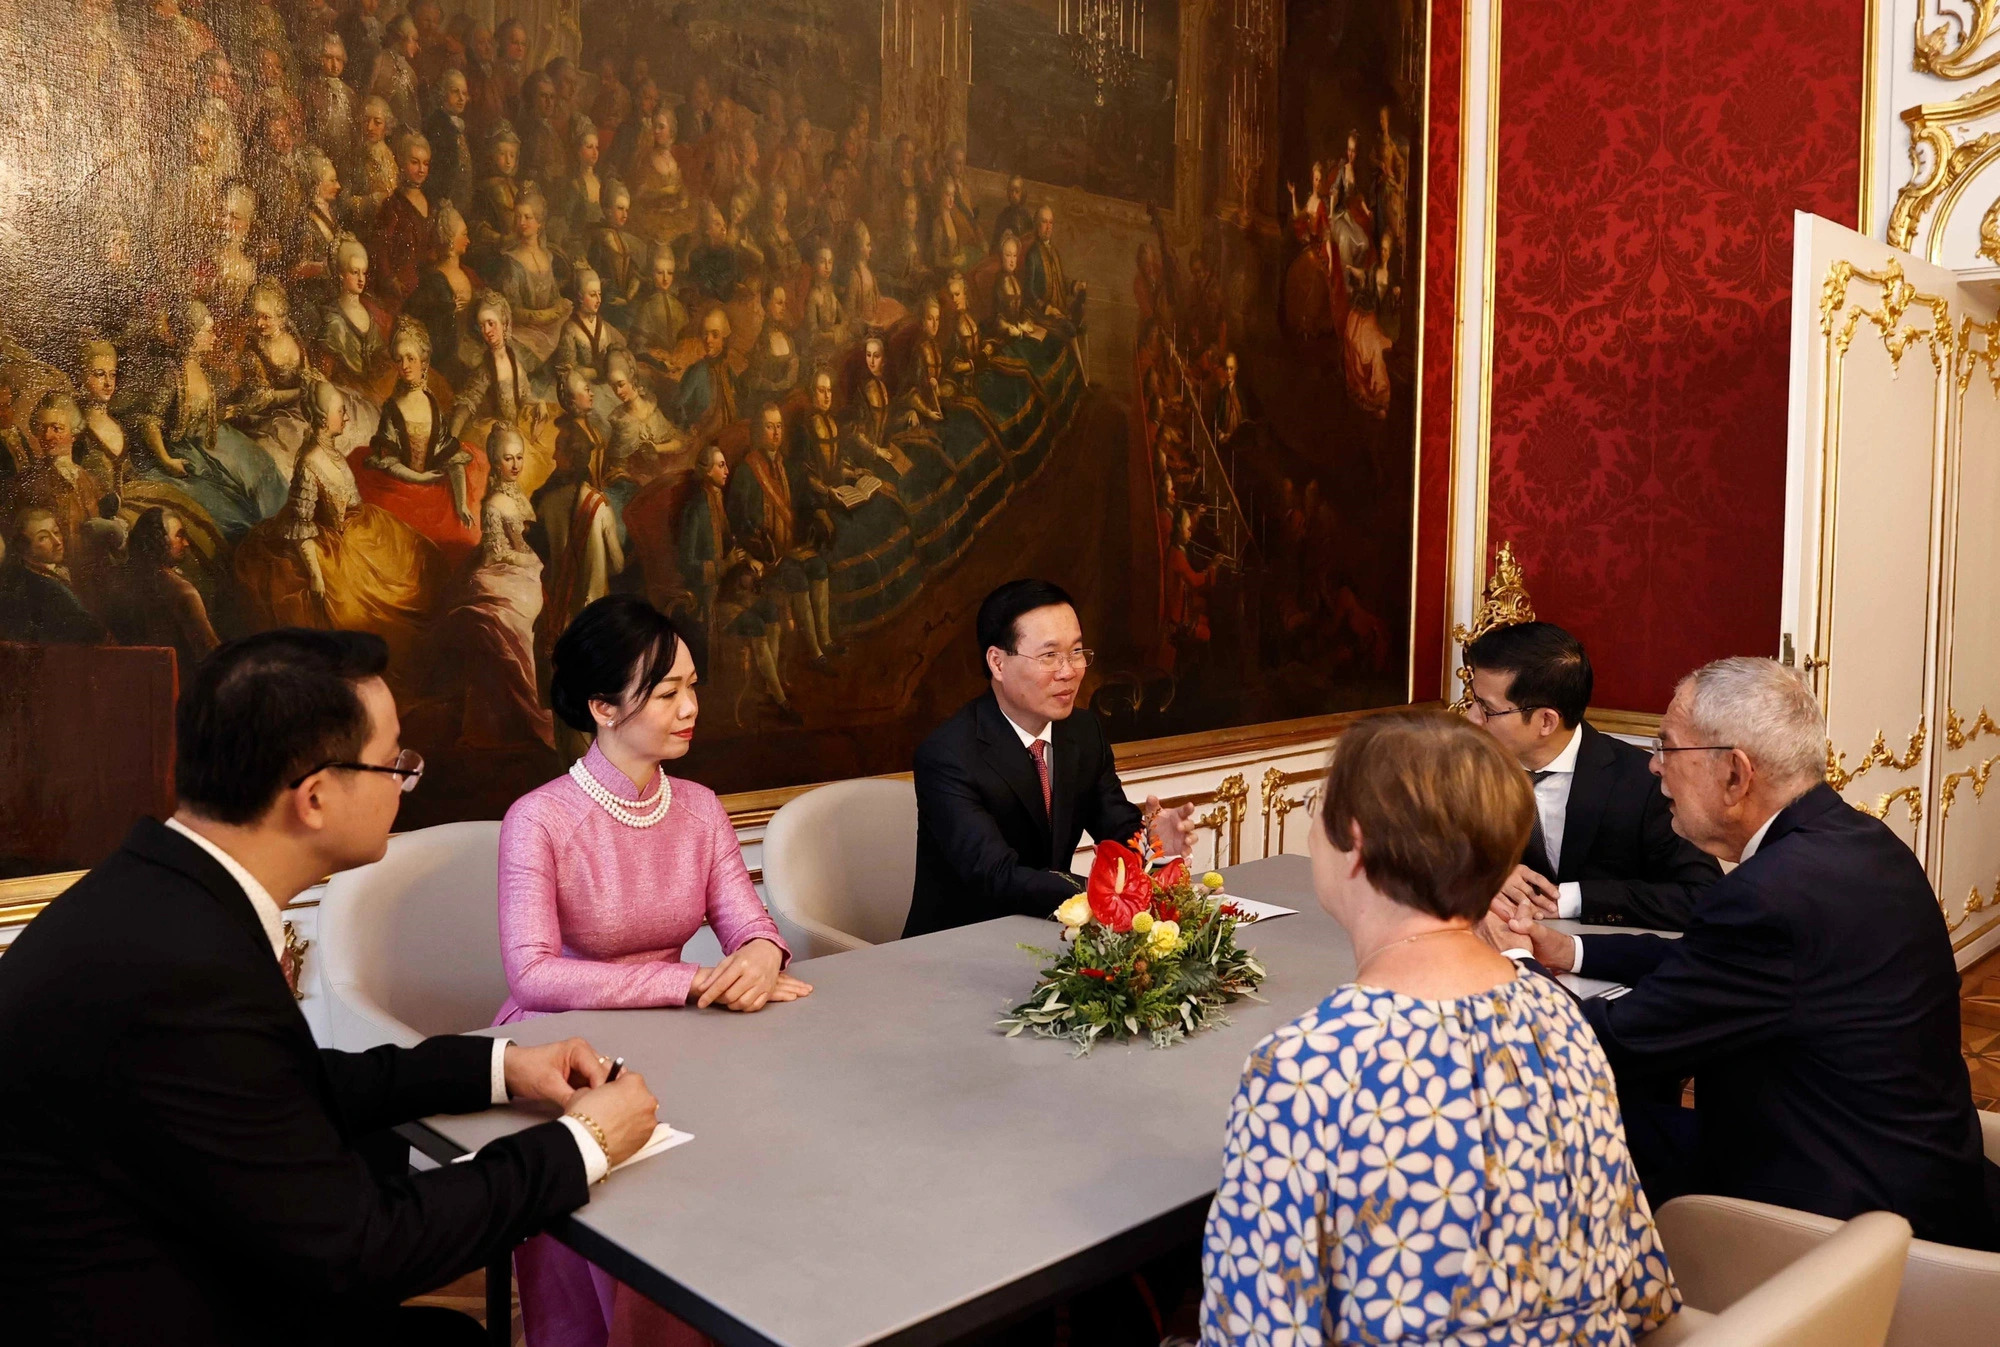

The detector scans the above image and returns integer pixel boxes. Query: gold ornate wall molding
[1916,0,2000,81]
[1448,541,1535,711]
[1887,82,2000,260]
[1825,719,1929,791]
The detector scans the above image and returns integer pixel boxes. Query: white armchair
[760,778,918,959]
[318,820,510,1050]
[1643,1209,1912,1347]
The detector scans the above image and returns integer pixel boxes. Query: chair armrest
[1654,1194,1843,1313]
[1980,1109,2000,1165]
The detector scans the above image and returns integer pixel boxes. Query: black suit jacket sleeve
[112,990,586,1303]
[1575,783,1721,929]
[914,733,1077,914]
[316,1035,495,1140]
[1077,730,1146,850]
[1582,888,1796,1082]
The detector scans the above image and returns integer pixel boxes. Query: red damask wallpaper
[1414,0,1461,700]
[1484,0,1865,710]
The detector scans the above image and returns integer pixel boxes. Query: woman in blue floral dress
[1201,711,1682,1346]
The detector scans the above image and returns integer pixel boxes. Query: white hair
[1674,657,1826,796]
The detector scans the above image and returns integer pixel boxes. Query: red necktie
[1029,738,1051,818]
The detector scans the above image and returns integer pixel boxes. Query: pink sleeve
[497,803,700,1011]
[701,797,791,968]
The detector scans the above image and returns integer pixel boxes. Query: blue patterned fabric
[1200,972,1681,1346]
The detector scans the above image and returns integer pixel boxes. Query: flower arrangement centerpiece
[999,835,1267,1054]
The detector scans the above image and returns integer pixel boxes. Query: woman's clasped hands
[688,937,813,1012]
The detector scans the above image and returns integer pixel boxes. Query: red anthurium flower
[1151,857,1189,896]
[1087,839,1153,932]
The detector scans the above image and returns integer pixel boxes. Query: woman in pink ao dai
[496,594,812,1347]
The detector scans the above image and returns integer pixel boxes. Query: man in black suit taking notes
[904,580,1197,938]
[1466,621,1720,930]
[0,630,661,1345]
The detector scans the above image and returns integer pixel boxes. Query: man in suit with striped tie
[903,579,1196,938]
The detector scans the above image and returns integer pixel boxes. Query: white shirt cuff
[490,1038,511,1106]
[556,1114,611,1186]
[1571,935,1584,974]
[1556,883,1582,919]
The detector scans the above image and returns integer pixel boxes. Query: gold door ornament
[1824,719,1927,792]
[1947,705,2000,749]
[1449,541,1536,712]
[1853,784,1925,825]
[1941,753,2000,817]
[281,919,311,1002]
[1950,875,1997,932]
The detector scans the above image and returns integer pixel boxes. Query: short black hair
[976,579,1076,675]
[176,628,390,825]
[549,594,692,733]
[1464,621,1593,728]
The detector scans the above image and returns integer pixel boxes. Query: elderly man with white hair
[1493,656,1998,1249]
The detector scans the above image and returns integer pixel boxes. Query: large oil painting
[0,0,1426,878]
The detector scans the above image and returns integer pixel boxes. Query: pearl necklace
[568,759,672,828]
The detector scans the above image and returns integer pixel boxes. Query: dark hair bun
[549,595,687,732]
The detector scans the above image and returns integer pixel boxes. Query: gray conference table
[408,854,1351,1347]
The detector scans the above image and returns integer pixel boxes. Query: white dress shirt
[1527,729,1587,918]
[163,817,608,1183]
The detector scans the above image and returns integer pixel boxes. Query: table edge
[396,1120,1212,1347]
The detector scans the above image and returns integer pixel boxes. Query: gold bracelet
[565,1110,612,1180]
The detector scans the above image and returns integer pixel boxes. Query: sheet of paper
[1215,895,1298,923]
[613,1123,693,1172]
[453,1121,693,1173]
[1558,973,1628,1000]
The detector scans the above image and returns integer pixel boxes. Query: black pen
[606,1057,625,1082]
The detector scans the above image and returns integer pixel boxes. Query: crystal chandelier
[1057,0,1145,107]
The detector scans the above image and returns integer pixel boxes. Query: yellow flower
[1130,911,1155,934]
[1055,894,1092,930]
[1147,919,1181,955]
[1201,871,1226,891]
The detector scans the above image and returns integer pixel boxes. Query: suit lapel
[1049,715,1084,858]
[976,693,1053,858]
[1558,722,1616,882]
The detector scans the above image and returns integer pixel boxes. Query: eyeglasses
[1005,647,1094,672]
[288,748,426,793]
[1646,739,1735,762]
[1466,696,1548,722]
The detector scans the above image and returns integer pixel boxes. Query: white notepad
[1215,895,1298,923]
[453,1122,693,1174]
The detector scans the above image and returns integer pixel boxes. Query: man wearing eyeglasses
[903,579,1197,938]
[0,629,662,1344]
[1465,621,1719,930]
[1487,657,1997,1249]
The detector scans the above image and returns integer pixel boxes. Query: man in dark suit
[1467,621,1719,930]
[1492,657,1996,1249]
[0,629,660,1344]
[904,579,1196,938]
